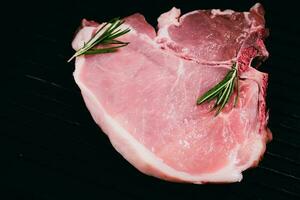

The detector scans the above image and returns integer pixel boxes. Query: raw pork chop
[72,3,272,183]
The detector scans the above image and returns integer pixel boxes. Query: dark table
[2,0,300,199]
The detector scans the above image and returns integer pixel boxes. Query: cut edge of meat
[73,54,268,183]
[156,3,268,67]
[240,67,272,141]
[71,22,96,51]
[157,7,181,39]
[237,4,269,71]
[124,13,157,39]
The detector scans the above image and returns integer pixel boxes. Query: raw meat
[72,3,272,183]
[156,4,269,66]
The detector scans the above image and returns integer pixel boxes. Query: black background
[2,0,300,199]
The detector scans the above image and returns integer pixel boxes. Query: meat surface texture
[72,3,272,183]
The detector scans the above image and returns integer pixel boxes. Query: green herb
[196,62,239,115]
[68,18,130,62]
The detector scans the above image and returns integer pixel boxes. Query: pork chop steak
[72,3,272,183]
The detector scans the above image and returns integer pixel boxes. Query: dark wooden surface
[2,0,300,199]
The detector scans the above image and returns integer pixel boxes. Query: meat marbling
[72,3,272,183]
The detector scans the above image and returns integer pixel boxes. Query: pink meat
[72,3,271,183]
[156,3,269,67]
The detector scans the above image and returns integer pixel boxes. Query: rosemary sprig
[196,63,239,115]
[68,17,130,62]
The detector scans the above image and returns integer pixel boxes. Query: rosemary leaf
[215,78,235,115]
[196,63,239,115]
[84,43,129,55]
[234,75,239,107]
[68,18,130,62]
[197,70,234,105]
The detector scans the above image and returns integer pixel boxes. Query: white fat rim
[74,56,245,183]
